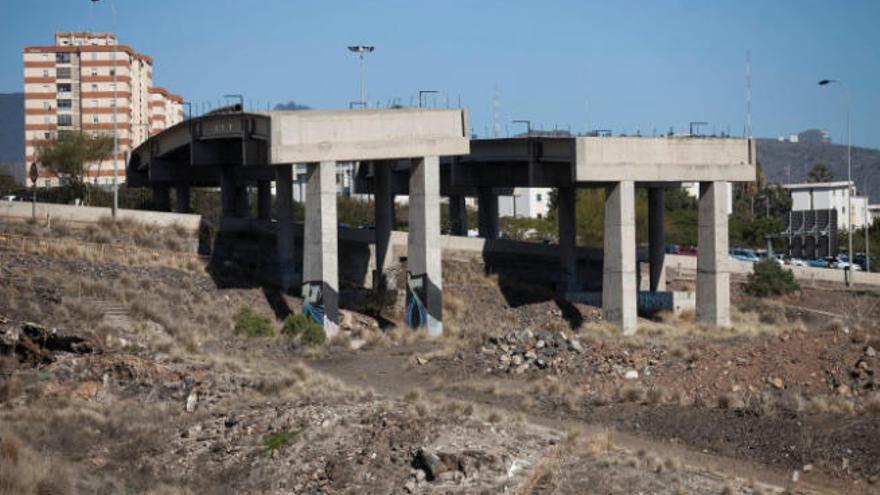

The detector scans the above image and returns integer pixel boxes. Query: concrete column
[602,181,637,334]
[302,161,339,336]
[275,165,296,291]
[448,195,468,236]
[648,188,666,292]
[558,186,577,293]
[257,180,272,221]
[220,166,236,218]
[234,185,249,219]
[152,185,171,211]
[407,156,443,336]
[373,162,394,291]
[697,181,731,327]
[478,187,499,239]
[174,183,190,214]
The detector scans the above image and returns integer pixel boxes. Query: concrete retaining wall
[0,202,202,231]
[665,253,880,287]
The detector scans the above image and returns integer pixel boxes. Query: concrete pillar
[602,181,637,334]
[257,180,272,221]
[478,187,499,239]
[373,162,394,291]
[234,185,249,219]
[174,183,190,214]
[302,161,339,336]
[558,186,577,293]
[448,195,467,236]
[648,188,666,292]
[152,185,171,211]
[220,166,236,217]
[407,156,443,336]
[275,165,296,291]
[697,181,731,327]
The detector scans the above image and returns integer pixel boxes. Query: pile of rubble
[479,328,586,374]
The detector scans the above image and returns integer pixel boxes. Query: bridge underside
[128,109,755,335]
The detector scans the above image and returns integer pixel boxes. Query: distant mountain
[0,93,24,183]
[756,138,880,203]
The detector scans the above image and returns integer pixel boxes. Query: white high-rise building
[23,32,183,186]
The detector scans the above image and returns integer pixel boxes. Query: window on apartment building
[91,84,98,91]
[42,69,49,77]
[536,193,542,201]
[109,69,116,76]
[56,67,71,79]
[57,115,72,126]
[43,117,49,124]
[56,83,71,93]
[55,53,70,63]
[57,99,72,109]
[43,132,50,139]
[42,101,50,110]
[90,52,97,60]
[92,100,98,107]
[91,69,98,77]
[92,116,99,123]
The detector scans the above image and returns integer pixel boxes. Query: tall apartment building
[23,32,183,186]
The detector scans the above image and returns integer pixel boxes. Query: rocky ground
[2,220,879,494]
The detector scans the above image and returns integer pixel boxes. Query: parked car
[664,244,680,255]
[678,245,698,256]
[1,195,18,202]
[788,258,807,267]
[806,258,830,268]
[729,248,760,263]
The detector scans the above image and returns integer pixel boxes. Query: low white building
[782,181,869,230]
[498,187,552,219]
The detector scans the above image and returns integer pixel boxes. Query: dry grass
[0,429,72,495]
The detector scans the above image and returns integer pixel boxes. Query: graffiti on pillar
[405,272,428,330]
[301,281,325,326]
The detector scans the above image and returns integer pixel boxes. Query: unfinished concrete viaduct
[127,108,755,336]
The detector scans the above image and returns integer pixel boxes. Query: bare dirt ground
[2,219,880,494]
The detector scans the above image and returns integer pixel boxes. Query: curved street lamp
[348,45,375,109]
[818,79,853,282]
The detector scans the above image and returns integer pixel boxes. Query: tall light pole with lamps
[347,45,374,109]
[91,0,118,219]
[819,79,853,283]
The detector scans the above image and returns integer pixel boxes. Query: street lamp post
[91,0,118,220]
[418,90,438,108]
[819,79,853,284]
[512,120,532,136]
[347,45,374,109]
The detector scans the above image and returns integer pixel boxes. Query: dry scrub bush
[0,430,72,495]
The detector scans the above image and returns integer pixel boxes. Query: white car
[788,258,807,267]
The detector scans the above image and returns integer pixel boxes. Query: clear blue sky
[2,0,879,148]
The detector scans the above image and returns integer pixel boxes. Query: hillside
[0,92,24,183]
[757,138,880,202]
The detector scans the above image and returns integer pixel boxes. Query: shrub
[234,308,273,338]
[281,313,326,346]
[745,259,799,297]
[263,428,305,453]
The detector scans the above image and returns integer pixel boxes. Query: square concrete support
[648,188,666,292]
[478,187,499,239]
[697,181,731,327]
[602,181,637,334]
[234,185,250,219]
[257,180,272,221]
[152,185,171,211]
[175,183,190,214]
[275,165,297,291]
[302,161,339,336]
[558,186,577,292]
[448,195,468,236]
[220,166,237,218]
[373,162,394,291]
[407,156,443,336]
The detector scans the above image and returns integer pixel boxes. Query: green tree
[807,163,834,183]
[33,131,113,202]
